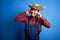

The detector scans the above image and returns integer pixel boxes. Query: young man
[15,4,51,40]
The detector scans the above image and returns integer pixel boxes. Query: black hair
[30,8,39,12]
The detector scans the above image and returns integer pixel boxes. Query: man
[15,3,51,40]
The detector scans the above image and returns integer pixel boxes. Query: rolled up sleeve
[15,12,26,22]
[40,17,51,28]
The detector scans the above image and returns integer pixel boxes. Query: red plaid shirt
[15,12,51,32]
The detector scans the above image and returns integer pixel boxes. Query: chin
[32,15,36,17]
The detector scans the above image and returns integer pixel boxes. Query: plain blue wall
[1,0,60,40]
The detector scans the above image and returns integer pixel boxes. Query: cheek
[34,12,38,15]
[36,11,38,13]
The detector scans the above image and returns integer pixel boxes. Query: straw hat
[27,3,44,10]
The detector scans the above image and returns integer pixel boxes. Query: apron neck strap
[28,16,30,24]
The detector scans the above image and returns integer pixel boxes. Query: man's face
[30,8,39,17]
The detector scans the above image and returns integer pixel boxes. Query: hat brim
[28,5,44,10]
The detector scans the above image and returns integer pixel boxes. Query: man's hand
[26,10,30,14]
[37,12,43,18]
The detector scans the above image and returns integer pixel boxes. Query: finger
[26,10,29,14]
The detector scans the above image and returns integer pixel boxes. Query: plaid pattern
[25,17,39,40]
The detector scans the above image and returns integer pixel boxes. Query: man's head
[27,3,44,17]
[30,8,39,17]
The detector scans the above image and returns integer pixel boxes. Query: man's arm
[15,12,26,22]
[40,17,51,28]
[37,12,51,28]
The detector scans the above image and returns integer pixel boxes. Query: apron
[25,17,39,40]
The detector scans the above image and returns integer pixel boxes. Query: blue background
[0,0,60,40]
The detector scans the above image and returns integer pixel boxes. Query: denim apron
[25,17,39,40]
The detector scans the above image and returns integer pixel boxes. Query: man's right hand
[26,10,30,14]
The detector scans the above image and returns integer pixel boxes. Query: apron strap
[28,16,30,24]
[36,17,38,23]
